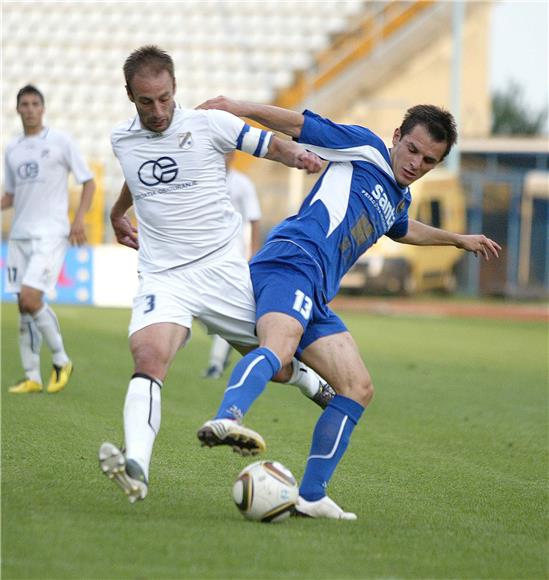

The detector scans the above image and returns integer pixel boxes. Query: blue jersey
[261,110,411,302]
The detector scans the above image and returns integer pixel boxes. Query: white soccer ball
[232,460,299,523]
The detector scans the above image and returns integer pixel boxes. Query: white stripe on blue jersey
[309,162,353,237]
[299,143,395,179]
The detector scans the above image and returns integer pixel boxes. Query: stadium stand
[2,0,370,197]
[2,1,494,245]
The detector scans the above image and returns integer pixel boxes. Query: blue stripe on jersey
[253,130,268,157]
[236,124,250,151]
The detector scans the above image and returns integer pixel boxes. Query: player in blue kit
[197,96,501,520]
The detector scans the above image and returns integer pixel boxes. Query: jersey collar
[21,126,49,141]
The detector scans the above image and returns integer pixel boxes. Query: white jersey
[4,127,93,239]
[111,108,272,273]
[227,169,261,258]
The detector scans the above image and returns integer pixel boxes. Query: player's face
[17,94,44,132]
[127,69,176,133]
[390,124,447,187]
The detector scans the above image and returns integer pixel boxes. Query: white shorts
[5,237,68,294]
[129,245,258,348]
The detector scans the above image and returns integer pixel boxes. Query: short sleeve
[207,110,246,153]
[4,146,15,193]
[298,110,382,148]
[297,110,393,176]
[207,110,272,157]
[63,134,93,184]
[386,215,409,239]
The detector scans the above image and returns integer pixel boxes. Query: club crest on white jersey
[178,132,193,149]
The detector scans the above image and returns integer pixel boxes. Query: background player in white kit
[202,152,262,380]
[98,46,333,503]
[2,85,96,394]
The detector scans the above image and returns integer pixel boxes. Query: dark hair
[123,45,175,91]
[400,104,457,159]
[16,84,44,106]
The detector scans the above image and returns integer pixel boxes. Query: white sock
[124,374,162,480]
[209,335,232,370]
[286,358,322,398]
[32,304,69,367]
[19,313,43,384]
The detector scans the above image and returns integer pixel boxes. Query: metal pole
[466,173,483,296]
[447,1,464,174]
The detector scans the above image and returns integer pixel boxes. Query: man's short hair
[16,84,44,106]
[400,105,457,159]
[123,45,175,91]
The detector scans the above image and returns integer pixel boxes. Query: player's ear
[392,128,401,146]
[173,77,177,95]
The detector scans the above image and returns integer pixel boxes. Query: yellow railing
[279,0,435,107]
[233,0,435,173]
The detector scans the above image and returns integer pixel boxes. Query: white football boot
[197,419,266,456]
[98,442,148,503]
[294,495,357,520]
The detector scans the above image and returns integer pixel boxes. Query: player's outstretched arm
[396,218,501,260]
[197,96,305,139]
[69,178,96,246]
[265,136,323,174]
[110,182,139,250]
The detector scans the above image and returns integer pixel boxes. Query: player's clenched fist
[111,214,139,250]
[297,151,323,174]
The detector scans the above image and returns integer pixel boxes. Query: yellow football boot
[9,379,43,394]
[46,361,73,394]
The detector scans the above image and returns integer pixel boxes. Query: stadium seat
[2,0,372,207]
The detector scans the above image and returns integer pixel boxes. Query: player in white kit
[202,152,262,379]
[2,85,95,394]
[98,46,334,503]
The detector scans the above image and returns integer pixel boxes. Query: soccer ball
[232,460,299,523]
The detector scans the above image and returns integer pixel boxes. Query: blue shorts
[250,241,347,352]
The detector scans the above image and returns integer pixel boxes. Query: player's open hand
[457,234,501,260]
[69,217,87,246]
[111,214,139,250]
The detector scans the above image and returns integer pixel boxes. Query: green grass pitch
[1,303,547,579]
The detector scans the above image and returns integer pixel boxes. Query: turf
[1,303,547,579]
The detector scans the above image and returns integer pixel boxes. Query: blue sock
[214,347,281,421]
[299,395,364,501]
